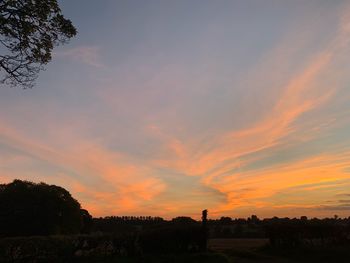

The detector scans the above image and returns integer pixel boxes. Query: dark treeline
[91,213,350,250]
[206,215,350,249]
[92,214,350,241]
[94,216,164,226]
[0,180,209,261]
[90,214,350,252]
[206,215,350,239]
[1,179,350,244]
[1,179,350,262]
[1,180,350,241]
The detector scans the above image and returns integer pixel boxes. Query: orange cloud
[2,2,350,220]
[0,119,166,217]
[209,152,350,214]
[144,3,350,217]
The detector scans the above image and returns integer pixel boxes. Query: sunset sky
[1,0,350,219]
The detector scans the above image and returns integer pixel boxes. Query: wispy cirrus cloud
[133,2,350,217]
[54,46,105,68]
[0,118,166,216]
[318,204,350,211]
[1,1,350,219]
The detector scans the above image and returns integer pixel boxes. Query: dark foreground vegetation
[1,180,350,262]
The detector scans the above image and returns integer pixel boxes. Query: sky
[1,0,350,219]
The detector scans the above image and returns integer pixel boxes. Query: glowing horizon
[1,0,350,219]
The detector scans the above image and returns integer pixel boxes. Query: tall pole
[201,209,208,251]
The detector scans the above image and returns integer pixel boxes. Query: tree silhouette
[0,0,76,88]
[0,179,88,236]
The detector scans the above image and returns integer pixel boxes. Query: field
[208,238,350,263]
[208,238,294,263]
[208,238,269,251]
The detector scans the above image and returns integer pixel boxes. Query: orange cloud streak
[0,120,166,216]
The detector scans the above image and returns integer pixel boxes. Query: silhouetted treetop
[171,216,198,225]
[0,179,89,237]
[0,0,77,88]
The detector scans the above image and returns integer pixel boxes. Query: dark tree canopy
[171,216,198,225]
[0,179,89,237]
[0,0,77,88]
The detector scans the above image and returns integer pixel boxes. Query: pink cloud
[54,46,105,68]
